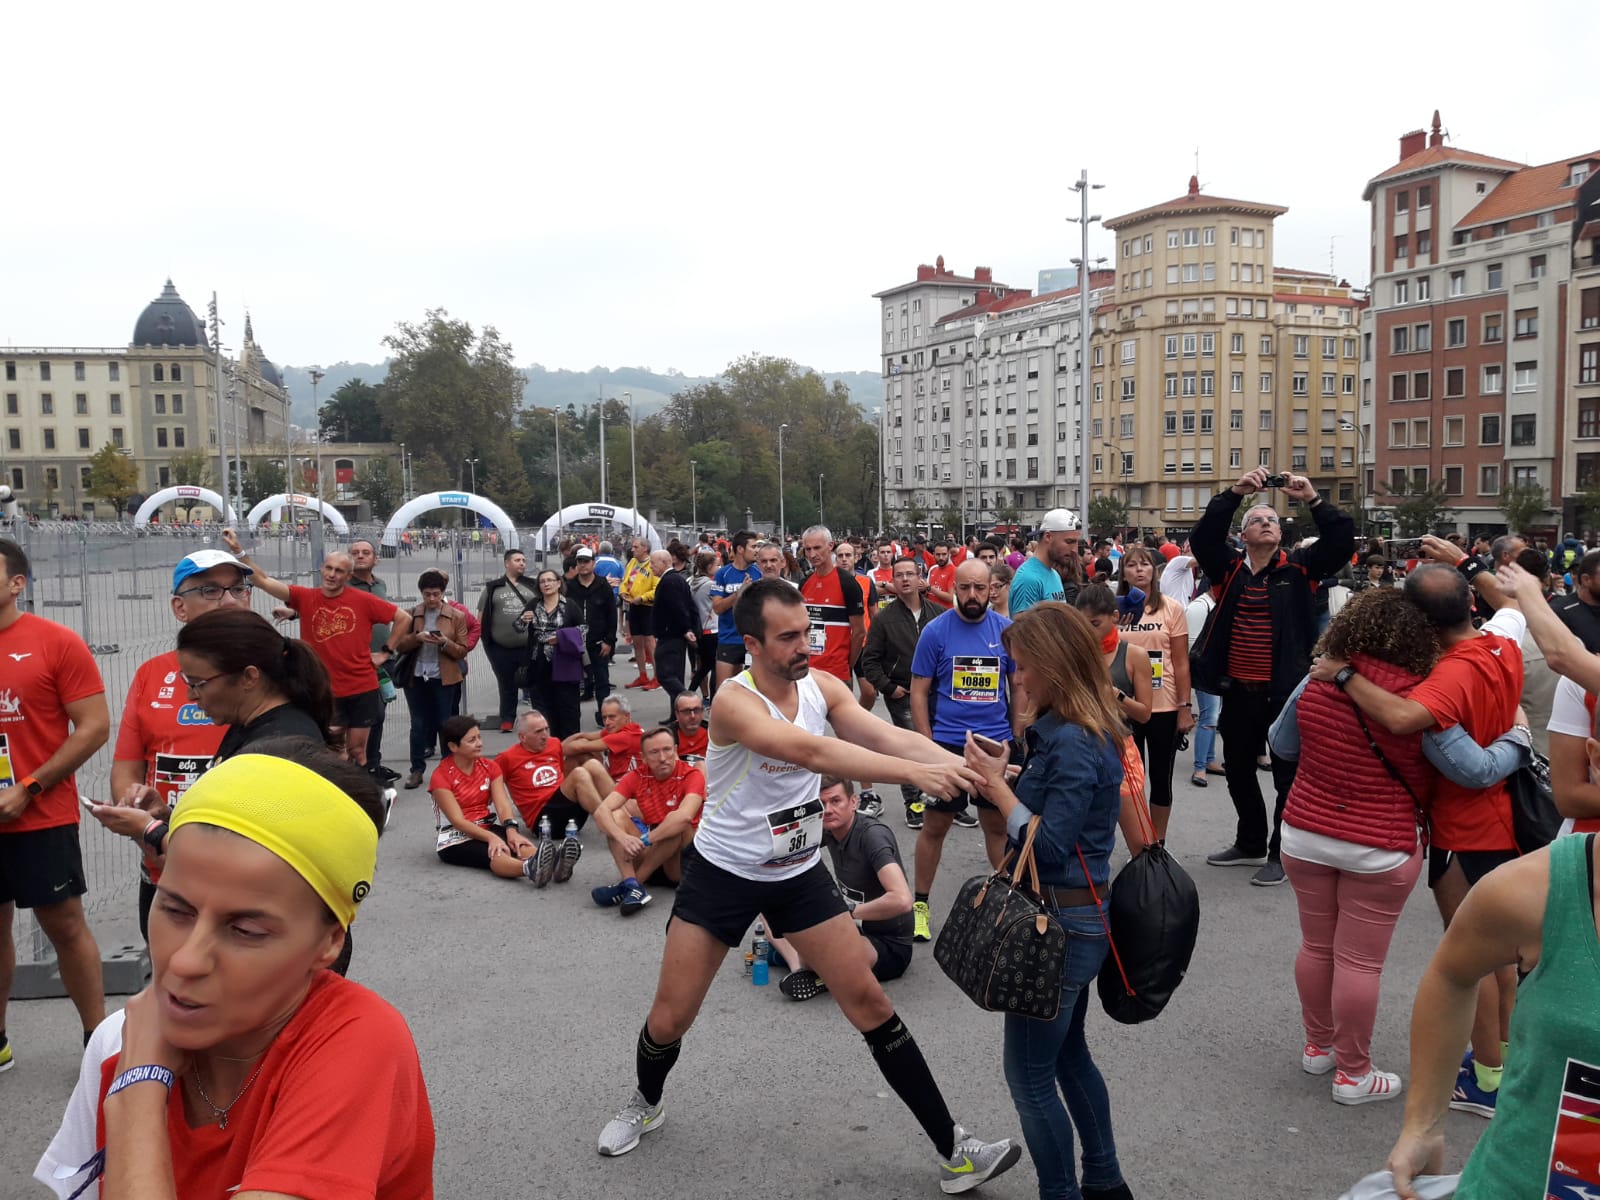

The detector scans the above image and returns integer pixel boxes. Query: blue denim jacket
[1004,713,1123,890]
[1269,673,1531,786]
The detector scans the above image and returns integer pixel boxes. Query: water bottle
[563,818,579,841]
[751,923,769,986]
[537,815,552,841]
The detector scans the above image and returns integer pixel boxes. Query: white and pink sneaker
[1332,1068,1403,1106]
[1301,1043,1336,1075]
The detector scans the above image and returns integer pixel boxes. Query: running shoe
[1301,1043,1336,1076]
[592,882,625,907]
[856,790,883,819]
[1250,860,1288,887]
[619,884,653,915]
[625,675,650,689]
[906,801,925,831]
[1205,844,1268,868]
[913,900,932,943]
[499,721,514,733]
[642,679,661,690]
[0,1034,13,1073]
[530,837,559,888]
[938,1125,1022,1194]
[1449,1063,1498,1118]
[554,834,583,884]
[1333,1068,1403,1106]
[779,968,828,1002]
[597,1089,665,1156]
[951,809,979,829]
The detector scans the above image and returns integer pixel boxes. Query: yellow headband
[169,754,378,928]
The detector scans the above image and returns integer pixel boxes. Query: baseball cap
[172,549,252,594]
[1038,508,1080,533]
[575,546,595,559]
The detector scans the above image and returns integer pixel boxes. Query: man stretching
[597,578,1021,1194]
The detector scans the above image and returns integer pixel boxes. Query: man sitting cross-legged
[495,710,613,887]
[590,726,706,915]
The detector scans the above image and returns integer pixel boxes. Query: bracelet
[1458,558,1486,581]
[143,821,169,854]
[107,1064,176,1098]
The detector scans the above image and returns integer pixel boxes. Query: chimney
[975,266,993,283]
[1399,128,1427,160]
[1428,110,1444,148]
[1187,175,1200,198]
[935,254,946,273]
[974,289,993,307]
[916,264,934,281]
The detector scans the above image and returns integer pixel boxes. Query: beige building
[1087,178,1366,536]
[1,280,292,517]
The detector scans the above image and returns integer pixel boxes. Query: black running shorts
[0,824,88,909]
[866,933,912,982]
[918,741,997,813]
[715,642,747,666]
[1427,846,1518,890]
[333,688,384,730]
[628,604,655,638]
[670,842,848,946]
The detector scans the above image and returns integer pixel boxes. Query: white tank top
[695,670,829,881]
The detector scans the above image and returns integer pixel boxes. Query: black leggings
[1132,708,1180,810]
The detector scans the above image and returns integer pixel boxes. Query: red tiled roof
[934,271,1116,326]
[1457,151,1600,228]
[934,293,1015,327]
[1105,179,1287,230]
[1362,145,1523,198]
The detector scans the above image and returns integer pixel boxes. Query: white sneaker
[938,1124,1022,1194]
[1332,1068,1403,1106]
[1301,1043,1336,1075]
[597,1089,665,1156]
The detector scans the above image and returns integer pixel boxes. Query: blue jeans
[1191,688,1220,773]
[405,677,461,772]
[1002,907,1123,1200]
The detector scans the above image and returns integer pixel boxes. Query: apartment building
[1087,178,1365,536]
[1362,111,1600,538]
[875,258,1112,531]
[0,280,291,517]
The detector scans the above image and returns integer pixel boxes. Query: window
[1484,313,1503,343]
[111,427,124,448]
[38,362,51,381]
[1230,372,1244,393]
[1445,367,1465,397]
[1166,266,1179,285]
[1164,411,1178,435]
[1292,409,1309,433]
[1203,226,1216,245]
[1393,280,1409,305]
[1120,340,1136,364]
[1230,409,1244,430]
[1120,414,1135,438]
[1259,448,1272,467]
[1515,308,1539,339]
[73,361,85,381]
[1584,288,1600,331]
[1481,414,1501,445]
[3,361,12,381]
[1444,416,1464,445]
[1389,420,1407,448]
[1395,190,1410,213]
[1323,337,1337,357]
[1121,378,1136,400]
[1165,373,1178,398]
[1487,262,1503,290]
[1321,449,1335,471]
[1391,374,1409,402]
[153,363,164,382]
[1513,361,1539,392]
[109,392,122,415]
[1230,333,1244,354]
[1182,227,1200,247]
[174,427,187,448]
[75,428,89,450]
[1443,466,1463,496]
[1392,327,1410,353]
[1343,374,1355,395]
[1230,448,1242,468]
[1182,334,1197,358]
[1181,373,1197,397]
[1260,372,1273,394]
[1582,344,1600,385]
[1394,234,1409,259]
[1261,337,1273,355]
[1321,373,1336,395]
[1581,397,1600,439]
[1529,254,1547,279]
[1259,410,1273,431]
[154,394,166,414]
[1477,464,1499,494]
[1293,336,1309,359]
[1511,414,1537,446]
[45,467,59,488]
[1201,372,1215,397]
[5,429,17,451]
[1181,264,1199,283]
[1513,466,1539,488]
[156,427,168,448]
[1416,276,1431,301]
[1417,232,1432,257]
[1343,338,1357,358]
[1292,373,1309,396]
[1449,270,1465,297]
[1201,333,1215,356]
[1482,364,1503,394]
[4,393,15,415]
[1447,318,1466,348]
[1414,324,1431,351]
[43,429,56,450]
[1182,411,1197,434]
[1164,336,1179,360]
[1200,410,1214,433]
[1413,372,1430,400]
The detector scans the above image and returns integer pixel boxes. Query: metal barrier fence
[8,518,529,985]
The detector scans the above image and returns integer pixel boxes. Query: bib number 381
[764,798,823,867]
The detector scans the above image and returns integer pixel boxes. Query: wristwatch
[20,776,43,797]
[1332,666,1357,690]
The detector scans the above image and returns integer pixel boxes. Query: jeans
[1002,907,1123,1200]
[484,639,525,726]
[585,642,612,711]
[1191,689,1220,774]
[882,693,921,806]
[1217,687,1298,859]
[405,677,461,772]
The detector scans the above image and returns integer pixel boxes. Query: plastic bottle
[563,818,579,840]
[751,923,769,986]
[537,815,552,841]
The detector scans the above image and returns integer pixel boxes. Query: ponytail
[177,610,338,749]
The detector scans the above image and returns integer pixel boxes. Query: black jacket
[859,599,938,695]
[653,569,699,640]
[1189,490,1354,701]
[566,574,618,645]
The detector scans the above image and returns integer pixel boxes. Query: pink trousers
[1282,845,1423,1076]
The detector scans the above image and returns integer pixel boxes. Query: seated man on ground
[767,776,914,1001]
[494,710,613,887]
[562,695,645,783]
[590,726,705,915]
[670,689,708,764]
[429,715,543,884]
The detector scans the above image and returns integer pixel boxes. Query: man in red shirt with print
[224,530,409,768]
[799,526,864,686]
[1313,548,1525,1118]
[925,541,957,611]
[589,726,705,915]
[0,537,112,1062]
[495,710,612,883]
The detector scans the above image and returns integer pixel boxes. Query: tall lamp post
[623,390,637,532]
[689,458,698,534]
[873,405,884,535]
[818,472,825,528]
[398,441,407,502]
[598,398,607,504]
[778,423,789,540]
[553,410,564,533]
[1068,171,1104,536]
[308,366,326,564]
[1340,420,1369,535]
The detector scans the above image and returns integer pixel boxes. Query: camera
[1262,473,1291,489]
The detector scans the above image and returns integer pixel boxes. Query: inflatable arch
[133,486,239,528]
[380,491,520,553]
[245,493,349,532]
[530,502,662,558]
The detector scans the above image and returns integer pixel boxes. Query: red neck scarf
[1100,627,1120,656]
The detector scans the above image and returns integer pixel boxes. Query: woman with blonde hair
[964,601,1134,1200]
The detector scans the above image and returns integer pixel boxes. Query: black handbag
[934,817,1066,1021]
[387,647,418,690]
[1507,749,1559,854]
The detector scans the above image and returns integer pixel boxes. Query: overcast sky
[3,0,1591,383]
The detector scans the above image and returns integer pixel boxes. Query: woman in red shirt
[430,714,542,881]
[36,742,434,1198]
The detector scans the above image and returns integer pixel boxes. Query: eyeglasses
[677,705,704,714]
[176,583,252,602]
[1245,515,1281,527]
[181,671,232,691]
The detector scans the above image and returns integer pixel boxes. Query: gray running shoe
[532,838,559,887]
[554,835,583,883]
[939,1125,1022,1194]
[597,1089,665,1156]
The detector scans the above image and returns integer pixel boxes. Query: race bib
[1149,650,1165,691]
[951,655,1002,704]
[154,753,211,805]
[1547,1059,1600,1196]
[765,798,823,867]
[806,606,827,653]
[0,732,12,789]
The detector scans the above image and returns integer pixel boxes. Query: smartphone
[1390,538,1424,560]
[81,795,100,810]
[970,732,1008,755]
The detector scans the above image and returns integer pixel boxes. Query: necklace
[191,1056,267,1130]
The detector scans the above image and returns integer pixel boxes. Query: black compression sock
[635,1023,681,1107]
[914,892,929,905]
[862,1012,956,1158]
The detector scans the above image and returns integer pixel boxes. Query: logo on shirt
[0,689,21,717]
[311,606,358,641]
[176,704,212,726]
[6,653,30,662]
[530,765,559,788]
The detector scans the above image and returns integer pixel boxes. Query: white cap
[1038,508,1080,533]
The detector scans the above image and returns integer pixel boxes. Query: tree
[1377,478,1454,536]
[939,505,964,540]
[168,450,213,520]
[241,458,288,511]
[905,504,928,535]
[1089,494,1129,537]
[85,444,138,519]
[320,379,392,443]
[351,457,402,515]
[1500,481,1550,536]
[995,503,1023,530]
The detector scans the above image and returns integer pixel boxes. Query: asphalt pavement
[2,669,1488,1200]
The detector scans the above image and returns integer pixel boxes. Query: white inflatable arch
[530,502,662,558]
[245,493,349,532]
[133,486,239,528]
[381,490,520,552]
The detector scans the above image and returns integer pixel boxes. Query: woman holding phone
[397,570,470,790]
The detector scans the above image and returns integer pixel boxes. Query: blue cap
[172,550,252,594]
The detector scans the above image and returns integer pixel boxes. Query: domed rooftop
[258,356,283,389]
[132,279,208,349]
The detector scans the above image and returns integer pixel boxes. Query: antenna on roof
[1329,234,1340,281]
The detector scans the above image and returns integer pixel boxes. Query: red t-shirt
[601,722,644,781]
[926,562,957,610]
[288,585,398,699]
[799,567,863,681]
[869,566,896,610]
[113,650,226,808]
[674,725,708,762]
[428,756,502,825]
[1408,631,1524,851]
[495,739,565,825]
[92,973,434,1197]
[615,760,706,827]
[0,613,105,833]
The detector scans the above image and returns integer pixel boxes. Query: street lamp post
[624,390,637,531]
[818,472,825,528]
[778,423,788,540]
[309,366,326,564]
[553,410,563,532]
[398,441,407,502]
[1068,171,1105,536]
[873,405,884,535]
[689,459,698,534]
[1340,420,1369,535]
